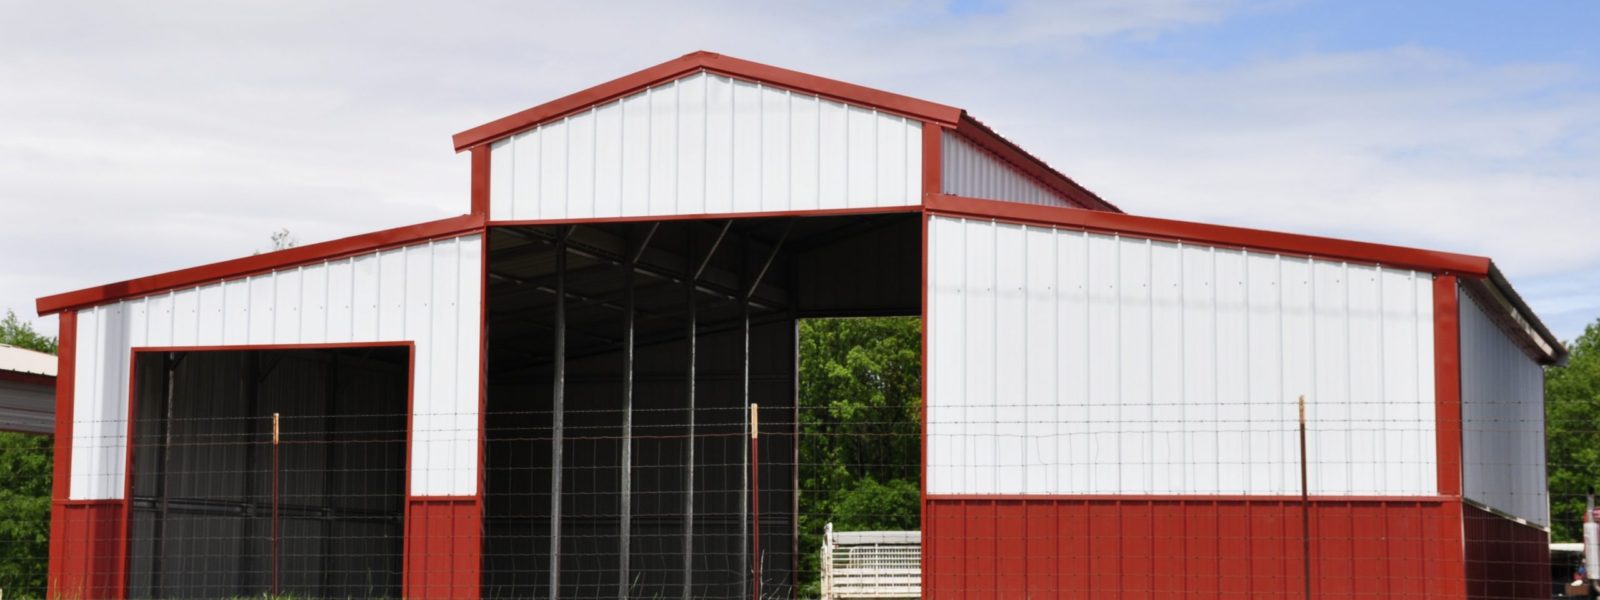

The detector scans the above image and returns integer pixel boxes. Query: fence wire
[0,362,1582,599]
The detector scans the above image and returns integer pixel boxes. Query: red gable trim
[925,193,1492,276]
[452,51,963,152]
[953,117,1123,214]
[37,214,486,316]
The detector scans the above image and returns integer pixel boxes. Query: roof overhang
[1463,264,1567,365]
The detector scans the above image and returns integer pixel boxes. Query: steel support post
[549,231,568,599]
[619,225,650,599]
[739,294,750,599]
[151,352,176,597]
[682,229,699,600]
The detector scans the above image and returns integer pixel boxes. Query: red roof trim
[0,369,53,387]
[451,51,963,152]
[36,214,486,316]
[953,116,1123,213]
[925,193,1492,276]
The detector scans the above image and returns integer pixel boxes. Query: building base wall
[924,496,1467,599]
[405,497,482,600]
[47,500,123,600]
[1463,503,1548,600]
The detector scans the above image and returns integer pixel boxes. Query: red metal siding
[1463,503,1547,600]
[925,497,1466,599]
[50,501,122,600]
[404,497,481,599]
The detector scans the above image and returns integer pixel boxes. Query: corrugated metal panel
[1459,288,1548,526]
[1463,503,1549,599]
[488,71,922,221]
[70,234,482,500]
[926,215,1437,496]
[923,497,1463,599]
[941,131,1075,208]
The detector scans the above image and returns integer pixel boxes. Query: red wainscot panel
[1462,503,1548,600]
[924,496,1466,600]
[404,497,481,600]
[49,500,123,600]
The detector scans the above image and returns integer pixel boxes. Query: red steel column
[1431,275,1467,599]
[918,121,941,599]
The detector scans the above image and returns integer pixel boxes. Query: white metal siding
[488,71,922,221]
[70,235,482,499]
[941,131,1076,208]
[1460,289,1548,526]
[926,216,1437,496]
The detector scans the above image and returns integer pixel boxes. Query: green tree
[1550,319,1600,542]
[796,316,920,596]
[0,309,56,598]
[0,310,56,354]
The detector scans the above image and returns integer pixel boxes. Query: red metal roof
[35,214,484,317]
[452,51,964,151]
[34,53,1564,365]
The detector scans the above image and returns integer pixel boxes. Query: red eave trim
[953,116,1123,214]
[0,369,54,387]
[926,193,1491,276]
[452,51,963,152]
[37,214,486,316]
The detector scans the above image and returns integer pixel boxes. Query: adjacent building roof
[0,343,56,435]
[0,343,56,379]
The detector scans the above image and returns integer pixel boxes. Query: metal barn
[37,52,1564,599]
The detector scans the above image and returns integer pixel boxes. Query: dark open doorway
[126,345,409,599]
[482,214,921,599]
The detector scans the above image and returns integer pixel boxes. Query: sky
[1,0,1596,343]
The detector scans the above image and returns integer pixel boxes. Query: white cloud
[1,0,1595,341]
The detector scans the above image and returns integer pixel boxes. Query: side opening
[125,345,409,599]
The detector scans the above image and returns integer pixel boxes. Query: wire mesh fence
[0,319,1587,599]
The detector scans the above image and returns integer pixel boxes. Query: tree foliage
[796,316,920,596]
[0,309,55,598]
[0,310,56,354]
[1549,319,1600,542]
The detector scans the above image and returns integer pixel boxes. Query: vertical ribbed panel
[941,131,1076,208]
[488,71,922,221]
[70,234,483,499]
[1459,289,1548,526]
[926,215,1437,496]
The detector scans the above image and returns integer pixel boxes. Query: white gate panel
[926,216,1438,496]
[69,234,483,499]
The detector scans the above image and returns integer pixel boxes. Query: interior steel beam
[746,221,792,300]
[504,225,787,311]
